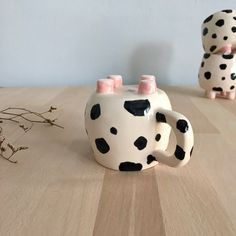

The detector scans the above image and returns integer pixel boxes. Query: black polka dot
[176,119,189,133]
[110,127,117,135]
[231,73,236,80]
[222,77,226,80]
[212,87,223,92]
[222,9,233,13]
[156,112,166,122]
[190,147,194,156]
[201,61,205,67]
[219,64,227,70]
[204,71,211,80]
[95,138,110,154]
[204,53,210,59]
[230,85,235,90]
[210,45,217,52]
[203,27,208,36]
[124,99,150,116]
[212,33,217,38]
[232,27,236,33]
[174,145,185,160]
[203,14,213,23]
[90,104,101,120]
[134,136,147,150]
[155,134,161,142]
[234,17,236,20]
[215,19,224,27]
[119,162,142,171]
[222,54,234,59]
[147,155,157,164]
[223,36,228,40]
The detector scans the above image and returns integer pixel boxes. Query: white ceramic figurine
[199,9,236,99]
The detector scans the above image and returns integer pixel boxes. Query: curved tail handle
[153,108,194,167]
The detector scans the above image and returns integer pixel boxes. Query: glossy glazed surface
[85,84,194,170]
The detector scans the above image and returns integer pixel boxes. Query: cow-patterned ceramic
[199,53,236,99]
[84,75,194,171]
[201,9,236,54]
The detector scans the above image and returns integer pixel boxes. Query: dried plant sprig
[0,140,28,164]
[0,106,64,132]
[0,106,63,163]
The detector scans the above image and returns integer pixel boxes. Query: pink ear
[139,75,157,91]
[97,79,114,94]
[107,75,123,88]
[138,79,156,95]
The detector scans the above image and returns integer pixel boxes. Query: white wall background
[0,0,235,87]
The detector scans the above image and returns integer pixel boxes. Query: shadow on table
[69,138,96,164]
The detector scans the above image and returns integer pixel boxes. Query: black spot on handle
[232,27,236,33]
[215,19,224,27]
[156,112,166,122]
[134,136,147,150]
[174,145,186,160]
[95,138,110,154]
[155,134,161,142]
[124,99,150,116]
[203,14,213,23]
[231,73,236,80]
[234,17,236,20]
[90,104,101,120]
[176,119,189,133]
[201,61,204,67]
[147,155,157,164]
[222,77,226,80]
[222,54,234,59]
[119,162,143,171]
[223,36,228,40]
[212,87,223,91]
[231,85,235,90]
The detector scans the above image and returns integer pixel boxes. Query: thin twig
[0,106,63,163]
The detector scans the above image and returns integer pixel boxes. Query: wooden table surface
[0,86,236,236]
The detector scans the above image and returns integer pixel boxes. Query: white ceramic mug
[85,75,194,171]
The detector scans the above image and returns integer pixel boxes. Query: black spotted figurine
[199,9,236,99]
[84,75,194,171]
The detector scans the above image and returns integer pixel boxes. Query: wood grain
[0,86,236,236]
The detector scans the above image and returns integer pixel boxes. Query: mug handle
[153,108,194,167]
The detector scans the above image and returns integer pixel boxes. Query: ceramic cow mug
[85,75,194,171]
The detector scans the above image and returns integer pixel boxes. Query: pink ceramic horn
[97,79,114,94]
[138,79,156,95]
[107,75,123,88]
